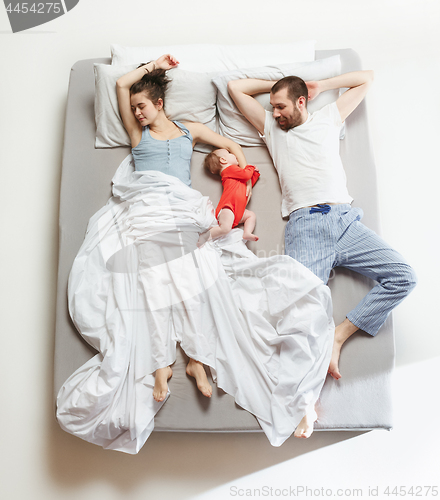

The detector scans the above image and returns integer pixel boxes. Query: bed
[53,45,394,445]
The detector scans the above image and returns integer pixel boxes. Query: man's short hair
[271,76,308,106]
[204,151,222,175]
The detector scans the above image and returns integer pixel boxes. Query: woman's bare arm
[116,55,179,145]
[184,122,247,168]
[116,63,155,143]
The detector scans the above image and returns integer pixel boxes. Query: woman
[116,54,252,403]
[56,54,334,453]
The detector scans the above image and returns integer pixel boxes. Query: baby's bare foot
[294,409,318,438]
[186,359,212,397]
[153,366,173,402]
[243,233,259,241]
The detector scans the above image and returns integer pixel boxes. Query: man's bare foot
[328,338,343,380]
[186,359,212,397]
[153,366,173,402]
[243,233,259,241]
[294,409,318,438]
[328,318,359,380]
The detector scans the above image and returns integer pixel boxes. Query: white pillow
[94,64,134,148]
[111,41,316,72]
[212,56,344,146]
[94,64,217,149]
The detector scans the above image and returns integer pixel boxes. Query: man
[228,70,416,380]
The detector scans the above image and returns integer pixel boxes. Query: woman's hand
[305,80,320,101]
[155,54,179,70]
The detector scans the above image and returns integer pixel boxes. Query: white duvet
[56,155,334,453]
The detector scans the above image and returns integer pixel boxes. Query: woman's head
[130,68,171,120]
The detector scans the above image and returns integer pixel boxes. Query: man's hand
[309,70,374,122]
[306,81,320,101]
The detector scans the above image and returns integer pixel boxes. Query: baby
[204,149,260,241]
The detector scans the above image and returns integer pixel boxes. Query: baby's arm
[228,165,259,201]
[226,165,257,181]
[250,168,261,187]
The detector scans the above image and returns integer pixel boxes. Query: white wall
[1,1,439,499]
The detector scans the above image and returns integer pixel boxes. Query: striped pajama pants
[285,204,417,336]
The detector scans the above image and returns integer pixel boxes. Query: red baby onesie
[215,165,260,227]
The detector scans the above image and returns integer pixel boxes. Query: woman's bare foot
[186,359,212,397]
[243,232,259,241]
[153,366,173,402]
[294,409,318,438]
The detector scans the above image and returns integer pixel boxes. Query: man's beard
[276,107,303,131]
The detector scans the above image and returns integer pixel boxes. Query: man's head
[270,76,309,131]
[204,149,238,175]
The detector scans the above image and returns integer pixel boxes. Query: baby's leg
[241,210,258,241]
[186,359,212,397]
[153,366,173,402]
[209,209,235,239]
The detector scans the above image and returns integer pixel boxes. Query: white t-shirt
[262,102,353,217]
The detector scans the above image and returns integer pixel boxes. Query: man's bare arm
[228,79,275,135]
[307,70,374,123]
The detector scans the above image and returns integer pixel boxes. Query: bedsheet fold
[56,155,334,453]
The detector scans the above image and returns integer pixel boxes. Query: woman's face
[130,91,162,125]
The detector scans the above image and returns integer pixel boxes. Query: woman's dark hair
[130,68,171,109]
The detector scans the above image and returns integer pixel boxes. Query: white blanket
[56,155,334,453]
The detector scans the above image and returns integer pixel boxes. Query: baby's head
[204,149,238,175]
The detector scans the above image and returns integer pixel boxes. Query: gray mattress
[54,49,394,434]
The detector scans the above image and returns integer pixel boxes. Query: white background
[1,1,439,499]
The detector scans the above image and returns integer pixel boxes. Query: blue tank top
[131,121,193,187]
